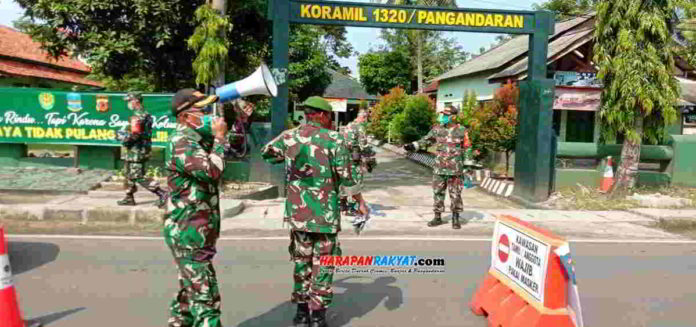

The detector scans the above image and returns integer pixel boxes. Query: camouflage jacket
[224,120,250,158]
[411,123,471,175]
[121,109,154,162]
[164,124,227,255]
[261,121,359,234]
[341,121,376,180]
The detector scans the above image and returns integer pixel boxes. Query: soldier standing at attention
[261,96,369,327]
[117,91,168,208]
[404,105,471,229]
[339,109,377,214]
[163,89,226,327]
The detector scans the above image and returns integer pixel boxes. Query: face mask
[189,113,214,138]
[438,114,451,125]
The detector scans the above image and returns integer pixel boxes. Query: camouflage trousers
[164,216,221,327]
[433,174,463,213]
[124,161,161,195]
[289,231,341,311]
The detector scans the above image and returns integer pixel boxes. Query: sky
[0,0,543,77]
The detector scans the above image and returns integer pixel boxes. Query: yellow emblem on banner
[38,92,55,110]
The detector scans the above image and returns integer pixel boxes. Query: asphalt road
[9,236,696,327]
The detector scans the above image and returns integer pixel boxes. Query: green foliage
[532,0,596,21]
[389,94,437,143]
[368,87,409,141]
[593,0,684,145]
[359,50,412,95]
[289,25,333,103]
[469,82,519,174]
[15,0,351,100]
[16,0,206,91]
[188,4,231,87]
[456,90,478,127]
[375,28,469,90]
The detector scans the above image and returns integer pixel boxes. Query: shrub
[395,94,436,143]
[368,87,408,141]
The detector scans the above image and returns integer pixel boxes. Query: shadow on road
[330,276,403,326]
[8,241,60,275]
[27,307,85,326]
[236,276,403,327]
[460,210,486,221]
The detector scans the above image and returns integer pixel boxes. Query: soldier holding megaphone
[161,64,278,327]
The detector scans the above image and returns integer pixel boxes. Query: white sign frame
[491,219,551,303]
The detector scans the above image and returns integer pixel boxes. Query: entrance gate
[268,0,556,202]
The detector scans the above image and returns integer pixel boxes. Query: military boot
[155,189,169,209]
[452,212,462,230]
[293,303,310,326]
[427,212,444,227]
[117,195,136,206]
[310,309,328,327]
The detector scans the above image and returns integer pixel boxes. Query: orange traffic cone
[599,156,615,192]
[0,227,38,327]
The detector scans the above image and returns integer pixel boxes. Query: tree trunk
[211,0,227,88]
[416,31,423,94]
[610,115,643,196]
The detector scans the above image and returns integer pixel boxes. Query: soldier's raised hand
[212,117,228,140]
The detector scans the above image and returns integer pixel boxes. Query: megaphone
[215,63,278,103]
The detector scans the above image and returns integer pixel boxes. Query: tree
[188,3,231,87]
[389,94,437,143]
[471,82,519,177]
[376,28,468,94]
[15,0,352,100]
[532,0,597,21]
[374,0,458,93]
[16,0,206,91]
[368,87,409,141]
[358,50,412,95]
[593,0,689,194]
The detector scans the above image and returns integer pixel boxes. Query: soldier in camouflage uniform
[117,91,168,207]
[261,96,369,327]
[163,89,226,327]
[223,99,254,159]
[404,105,471,229]
[339,109,377,214]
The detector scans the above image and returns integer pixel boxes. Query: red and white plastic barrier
[470,215,583,327]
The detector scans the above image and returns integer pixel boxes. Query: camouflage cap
[302,96,332,112]
[124,91,143,102]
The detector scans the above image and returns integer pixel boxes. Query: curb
[0,198,246,224]
[479,177,514,197]
[625,209,696,221]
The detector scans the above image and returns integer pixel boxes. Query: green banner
[0,88,175,147]
[288,0,537,34]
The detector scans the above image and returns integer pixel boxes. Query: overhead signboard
[288,0,539,34]
[554,71,601,88]
[553,87,601,111]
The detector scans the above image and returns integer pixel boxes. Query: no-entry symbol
[498,234,509,263]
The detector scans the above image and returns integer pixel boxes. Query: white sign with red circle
[498,234,510,263]
[491,220,551,303]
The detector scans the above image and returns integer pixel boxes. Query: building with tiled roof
[0,25,103,89]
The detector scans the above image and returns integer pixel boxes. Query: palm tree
[371,0,457,93]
